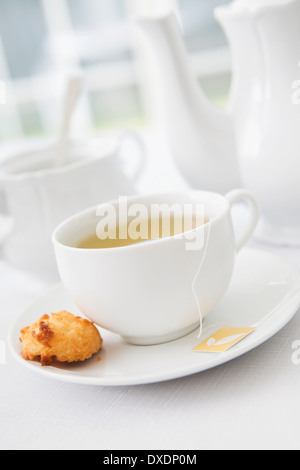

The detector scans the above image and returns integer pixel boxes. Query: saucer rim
[8,248,300,386]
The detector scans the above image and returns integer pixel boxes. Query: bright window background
[0,0,231,143]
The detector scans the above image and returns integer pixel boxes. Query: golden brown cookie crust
[20,311,103,366]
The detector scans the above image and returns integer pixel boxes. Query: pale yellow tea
[78,215,207,249]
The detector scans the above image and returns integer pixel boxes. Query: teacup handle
[118,129,146,181]
[226,189,260,252]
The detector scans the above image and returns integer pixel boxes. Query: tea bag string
[197,285,283,339]
[192,218,280,341]
[192,221,212,339]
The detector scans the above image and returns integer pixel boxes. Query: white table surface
[1,131,300,450]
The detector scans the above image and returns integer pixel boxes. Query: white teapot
[137,0,300,245]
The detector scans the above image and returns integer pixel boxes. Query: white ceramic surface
[9,248,300,386]
[0,135,145,274]
[53,189,260,345]
[137,12,240,194]
[249,0,300,246]
[217,0,300,246]
[138,0,300,245]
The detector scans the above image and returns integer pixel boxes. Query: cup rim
[0,137,118,181]
[52,190,230,253]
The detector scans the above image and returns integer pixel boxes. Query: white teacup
[0,134,144,276]
[53,189,260,345]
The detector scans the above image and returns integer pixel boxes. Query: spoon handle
[55,75,84,169]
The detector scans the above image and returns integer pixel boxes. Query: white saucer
[255,219,300,247]
[9,248,300,386]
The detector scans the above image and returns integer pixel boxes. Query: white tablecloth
[1,132,300,450]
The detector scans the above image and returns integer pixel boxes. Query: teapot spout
[136,12,240,193]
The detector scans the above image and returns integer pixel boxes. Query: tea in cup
[53,189,260,345]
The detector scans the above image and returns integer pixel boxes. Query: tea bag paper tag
[193,327,256,353]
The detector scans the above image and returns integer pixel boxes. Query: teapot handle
[117,129,146,182]
[226,189,260,252]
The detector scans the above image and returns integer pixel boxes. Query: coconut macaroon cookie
[20,311,103,366]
